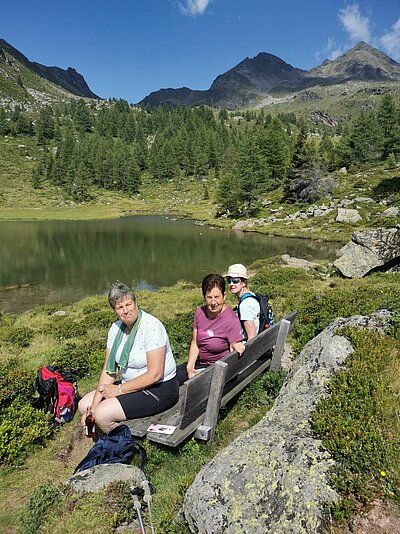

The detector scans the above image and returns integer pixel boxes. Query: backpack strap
[237,293,256,320]
[132,438,147,471]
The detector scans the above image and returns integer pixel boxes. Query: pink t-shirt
[195,306,243,366]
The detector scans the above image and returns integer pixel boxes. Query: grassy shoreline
[3,137,398,243]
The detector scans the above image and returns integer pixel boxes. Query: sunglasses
[226,276,242,284]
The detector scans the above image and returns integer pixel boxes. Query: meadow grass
[0,263,399,532]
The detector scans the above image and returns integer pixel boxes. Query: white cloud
[178,0,211,16]
[380,18,400,61]
[329,47,344,60]
[338,4,371,43]
[315,38,344,62]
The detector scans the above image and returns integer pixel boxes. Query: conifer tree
[260,116,290,188]
[218,133,264,217]
[377,94,400,159]
[35,106,55,144]
[0,108,10,136]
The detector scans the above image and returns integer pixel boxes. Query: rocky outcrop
[182,311,392,533]
[334,227,400,278]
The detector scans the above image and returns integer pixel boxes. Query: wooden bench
[125,311,296,447]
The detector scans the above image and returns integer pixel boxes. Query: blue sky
[1,1,399,103]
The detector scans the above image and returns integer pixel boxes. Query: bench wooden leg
[270,319,290,372]
[194,360,228,442]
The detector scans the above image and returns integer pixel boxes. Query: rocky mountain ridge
[0,38,99,108]
[140,42,400,110]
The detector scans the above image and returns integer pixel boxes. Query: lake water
[0,216,340,314]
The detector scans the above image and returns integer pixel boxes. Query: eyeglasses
[226,276,242,284]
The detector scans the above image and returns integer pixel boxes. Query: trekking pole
[130,486,146,534]
[141,479,155,534]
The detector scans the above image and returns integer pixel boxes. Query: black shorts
[116,378,179,420]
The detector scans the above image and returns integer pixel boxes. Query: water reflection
[0,216,340,313]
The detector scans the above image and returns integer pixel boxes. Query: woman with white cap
[224,263,260,341]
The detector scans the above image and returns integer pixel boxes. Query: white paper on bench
[147,423,177,435]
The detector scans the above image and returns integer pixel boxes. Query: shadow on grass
[372,175,400,199]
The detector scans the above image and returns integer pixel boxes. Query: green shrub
[83,309,114,329]
[19,481,63,534]
[28,304,65,317]
[55,338,105,378]
[104,481,136,528]
[163,312,194,364]
[293,282,400,350]
[311,328,400,522]
[251,267,311,300]
[0,401,53,466]
[55,340,90,378]
[0,325,35,348]
[0,367,36,410]
[236,370,285,412]
[43,317,87,340]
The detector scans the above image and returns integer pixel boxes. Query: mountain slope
[307,42,400,82]
[0,38,99,107]
[139,42,400,110]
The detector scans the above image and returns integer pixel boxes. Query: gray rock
[313,207,334,217]
[334,227,400,278]
[182,311,392,533]
[52,310,66,316]
[382,207,400,218]
[232,220,252,231]
[339,167,347,174]
[336,208,362,223]
[354,197,374,203]
[66,463,146,493]
[337,199,354,208]
[281,254,321,271]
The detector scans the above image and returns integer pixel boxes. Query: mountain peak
[309,41,400,81]
[0,37,99,102]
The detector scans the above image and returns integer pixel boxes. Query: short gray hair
[108,282,136,310]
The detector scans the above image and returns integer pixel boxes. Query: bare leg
[78,390,126,434]
[78,390,95,415]
[94,398,126,434]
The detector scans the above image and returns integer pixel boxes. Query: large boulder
[182,311,392,533]
[334,227,400,278]
[336,208,362,223]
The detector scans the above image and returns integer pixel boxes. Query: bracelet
[118,384,123,395]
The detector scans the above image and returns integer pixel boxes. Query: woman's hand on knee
[99,383,119,399]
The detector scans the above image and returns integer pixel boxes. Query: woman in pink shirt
[177,274,245,384]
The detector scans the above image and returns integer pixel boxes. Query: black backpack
[237,293,273,335]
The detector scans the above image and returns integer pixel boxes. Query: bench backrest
[179,311,296,429]
[178,364,215,430]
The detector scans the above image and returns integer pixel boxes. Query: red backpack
[36,366,78,424]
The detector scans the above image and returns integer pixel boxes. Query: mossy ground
[0,262,399,533]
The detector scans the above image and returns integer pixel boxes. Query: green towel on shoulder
[106,309,143,375]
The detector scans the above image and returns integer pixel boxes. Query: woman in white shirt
[78,282,178,434]
[224,263,260,341]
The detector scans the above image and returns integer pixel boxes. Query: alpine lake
[0,215,340,314]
